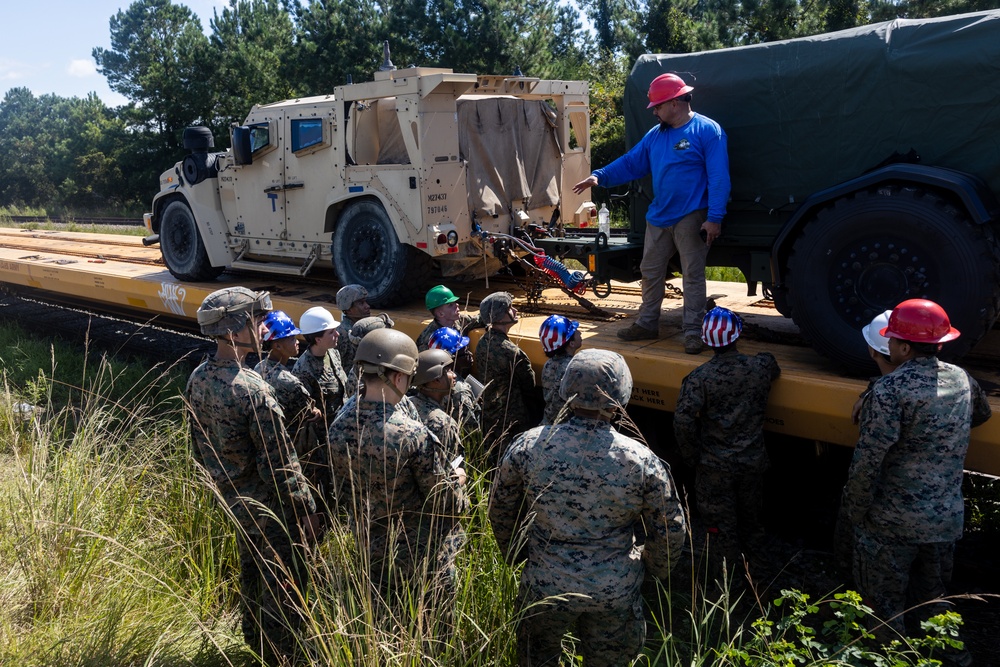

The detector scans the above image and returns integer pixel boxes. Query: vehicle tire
[786,186,1000,374]
[331,199,431,307]
[159,200,225,281]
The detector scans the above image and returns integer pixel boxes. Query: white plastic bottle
[597,203,610,237]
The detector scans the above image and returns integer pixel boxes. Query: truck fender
[150,180,234,270]
[770,163,1000,296]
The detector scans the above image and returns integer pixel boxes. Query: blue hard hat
[539,314,580,353]
[428,327,470,355]
[262,310,301,342]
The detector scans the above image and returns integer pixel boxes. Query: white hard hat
[299,306,338,335]
[862,310,893,356]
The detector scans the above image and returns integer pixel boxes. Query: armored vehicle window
[292,118,325,152]
[249,123,270,153]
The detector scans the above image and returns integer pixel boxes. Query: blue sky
[2,0,228,107]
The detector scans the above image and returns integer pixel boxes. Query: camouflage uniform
[328,398,468,612]
[186,356,316,660]
[842,356,991,632]
[490,416,687,667]
[474,327,537,466]
[334,314,357,371]
[293,347,348,424]
[416,313,477,351]
[255,357,328,494]
[410,391,463,462]
[673,349,780,576]
[540,353,574,425]
[450,379,481,433]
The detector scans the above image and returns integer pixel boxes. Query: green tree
[93,0,217,154]
[209,0,298,127]
[581,0,645,56]
[290,0,386,94]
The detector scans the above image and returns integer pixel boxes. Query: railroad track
[3,215,143,227]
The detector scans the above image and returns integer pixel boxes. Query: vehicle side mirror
[232,126,252,165]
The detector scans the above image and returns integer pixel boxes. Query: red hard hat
[647,73,694,108]
[880,299,961,344]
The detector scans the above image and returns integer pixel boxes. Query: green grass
[0,321,980,665]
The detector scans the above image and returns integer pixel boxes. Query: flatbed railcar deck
[1,228,998,474]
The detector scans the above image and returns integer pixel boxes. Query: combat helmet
[479,291,515,325]
[336,284,369,312]
[413,349,454,386]
[197,287,272,337]
[559,349,633,412]
[349,313,395,346]
[355,328,419,376]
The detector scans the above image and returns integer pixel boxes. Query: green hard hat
[426,284,459,311]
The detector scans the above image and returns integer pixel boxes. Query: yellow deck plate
[1,228,998,474]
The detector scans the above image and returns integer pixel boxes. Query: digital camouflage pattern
[255,357,327,493]
[410,391,463,461]
[559,349,633,411]
[474,327,536,464]
[293,347,349,422]
[186,357,316,659]
[334,314,357,372]
[541,353,574,424]
[673,348,779,576]
[416,313,477,351]
[490,416,686,666]
[673,349,780,472]
[450,379,481,433]
[842,356,991,542]
[843,355,991,632]
[328,397,468,596]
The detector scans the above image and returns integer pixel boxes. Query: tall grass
[0,329,976,665]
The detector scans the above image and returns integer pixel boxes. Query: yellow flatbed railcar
[1,228,998,474]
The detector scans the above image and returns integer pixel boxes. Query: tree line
[1,0,995,215]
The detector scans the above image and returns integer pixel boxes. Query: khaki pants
[636,209,709,336]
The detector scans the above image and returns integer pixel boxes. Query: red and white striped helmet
[701,307,742,348]
[539,314,580,353]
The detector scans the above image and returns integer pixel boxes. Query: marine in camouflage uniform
[334,284,370,371]
[328,329,468,622]
[293,345,348,422]
[474,292,537,467]
[450,378,481,433]
[674,307,779,580]
[417,284,478,351]
[411,349,464,462]
[490,349,686,667]
[187,287,319,664]
[343,314,395,398]
[842,299,991,635]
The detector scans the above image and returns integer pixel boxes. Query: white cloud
[0,57,29,81]
[67,58,97,78]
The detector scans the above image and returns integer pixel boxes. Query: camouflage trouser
[238,520,309,665]
[516,588,646,667]
[696,465,765,580]
[853,526,952,635]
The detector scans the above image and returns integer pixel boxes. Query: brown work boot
[617,323,659,341]
[684,335,704,354]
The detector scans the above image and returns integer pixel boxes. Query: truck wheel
[331,200,431,307]
[786,186,1000,374]
[159,200,225,282]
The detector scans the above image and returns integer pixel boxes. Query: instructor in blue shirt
[574,73,731,354]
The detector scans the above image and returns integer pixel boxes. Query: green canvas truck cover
[626,10,1000,217]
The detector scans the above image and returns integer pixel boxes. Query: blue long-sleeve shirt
[593,113,730,227]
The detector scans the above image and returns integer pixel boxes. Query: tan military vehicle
[144,60,592,306]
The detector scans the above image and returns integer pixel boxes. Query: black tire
[786,186,1000,374]
[331,200,431,307]
[159,200,225,282]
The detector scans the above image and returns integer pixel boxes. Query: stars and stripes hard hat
[701,307,742,348]
[539,314,580,353]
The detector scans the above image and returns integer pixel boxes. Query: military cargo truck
[144,61,592,306]
[578,10,1000,373]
